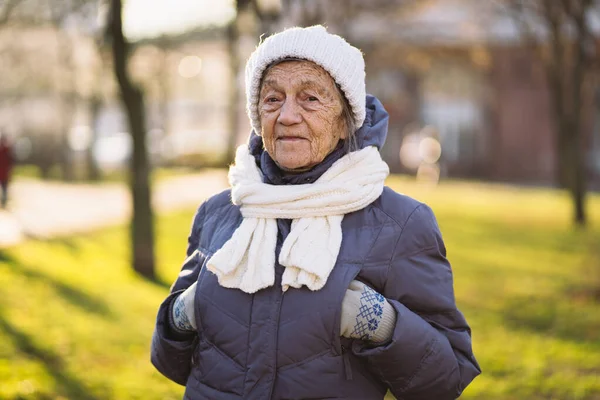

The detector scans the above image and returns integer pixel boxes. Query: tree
[0,0,106,181]
[224,0,282,164]
[506,0,599,226]
[0,0,20,24]
[224,2,247,164]
[49,1,79,181]
[106,0,156,279]
[1,0,80,180]
[86,91,102,181]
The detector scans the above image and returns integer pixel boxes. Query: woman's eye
[307,96,319,102]
[266,97,280,103]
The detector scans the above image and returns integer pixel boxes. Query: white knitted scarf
[206,144,389,294]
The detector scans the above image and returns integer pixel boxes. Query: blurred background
[0,0,599,399]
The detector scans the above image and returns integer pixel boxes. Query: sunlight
[123,0,236,39]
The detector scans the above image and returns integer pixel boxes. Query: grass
[385,177,600,399]
[12,164,200,185]
[1,175,600,399]
[0,214,192,399]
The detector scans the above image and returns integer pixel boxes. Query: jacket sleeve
[150,203,207,386]
[352,204,481,400]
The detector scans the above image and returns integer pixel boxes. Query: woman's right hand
[171,281,198,332]
[340,280,395,343]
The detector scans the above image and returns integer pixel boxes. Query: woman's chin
[277,160,313,172]
[273,153,316,171]
[273,150,313,171]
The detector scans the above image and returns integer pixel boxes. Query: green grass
[1,176,600,399]
[385,177,600,400]
[0,212,193,400]
[12,164,199,184]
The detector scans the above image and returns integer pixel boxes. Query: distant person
[151,26,480,399]
[0,133,13,209]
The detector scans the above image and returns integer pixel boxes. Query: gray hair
[259,58,358,154]
[337,84,357,153]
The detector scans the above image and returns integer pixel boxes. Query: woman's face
[258,60,347,171]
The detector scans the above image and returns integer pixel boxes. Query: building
[278,0,600,187]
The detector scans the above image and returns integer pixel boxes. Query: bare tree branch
[0,0,22,25]
[502,0,545,56]
[505,0,594,224]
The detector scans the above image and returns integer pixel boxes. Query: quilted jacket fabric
[151,95,481,400]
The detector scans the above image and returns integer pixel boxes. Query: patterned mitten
[170,281,198,332]
[340,280,396,343]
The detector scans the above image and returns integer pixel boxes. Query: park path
[0,170,229,247]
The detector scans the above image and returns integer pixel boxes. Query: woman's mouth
[277,136,306,142]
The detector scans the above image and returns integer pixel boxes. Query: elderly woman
[151,26,480,400]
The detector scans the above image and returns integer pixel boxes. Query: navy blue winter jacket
[151,95,481,399]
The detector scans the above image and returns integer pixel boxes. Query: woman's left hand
[340,280,397,343]
[171,282,198,332]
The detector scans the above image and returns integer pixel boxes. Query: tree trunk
[56,30,75,182]
[571,131,586,225]
[127,88,156,277]
[86,94,102,181]
[547,68,569,188]
[107,0,156,279]
[561,119,586,225]
[157,43,171,154]
[542,0,587,226]
[555,92,587,228]
[225,22,241,164]
[567,0,589,226]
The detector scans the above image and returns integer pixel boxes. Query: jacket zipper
[267,288,285,399]
[341,345,353,380]
[267,220,288,399]
[191,335,200,367]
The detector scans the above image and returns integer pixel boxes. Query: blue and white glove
[170,282,197,332]
[340,280,396,343]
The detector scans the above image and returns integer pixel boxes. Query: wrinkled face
[258,60,347,171]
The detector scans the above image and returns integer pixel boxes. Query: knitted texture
[171,281,197,332]
[206,145,389,294]
[340,280,396,343]
[245,25,366,134]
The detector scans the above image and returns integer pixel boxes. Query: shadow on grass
[46,236,82,254]
[139,273,172,290]
[440,212,578,253]
[0,259,112,317]
[502,295,600,346]
[0,249,16,263]
[0,311,102,400]
[441,210,600,347]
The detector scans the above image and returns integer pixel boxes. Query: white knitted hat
[245,25,366,134]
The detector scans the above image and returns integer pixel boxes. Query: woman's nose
[277,99,303,126]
